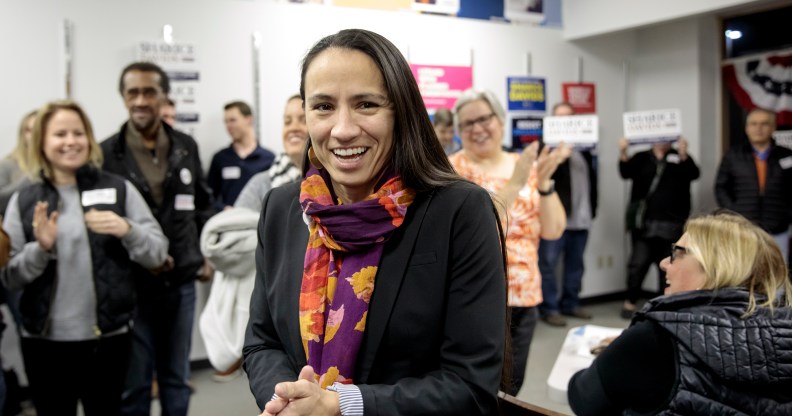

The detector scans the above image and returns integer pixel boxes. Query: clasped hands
[262,365,341,416]
[32,201,131,252]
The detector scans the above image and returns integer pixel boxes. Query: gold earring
[308,147,324,170]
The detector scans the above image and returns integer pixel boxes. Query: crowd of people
[0,27,789,416]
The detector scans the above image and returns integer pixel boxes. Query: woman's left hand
[84,209,131,238]
[262,366,341,416]
[536,142,570,187]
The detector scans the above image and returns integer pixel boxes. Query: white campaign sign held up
[542,115,599,149]
[623,109,682,144]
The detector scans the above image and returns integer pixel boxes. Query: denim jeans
[121,281,196,416]
[538,229,589,315]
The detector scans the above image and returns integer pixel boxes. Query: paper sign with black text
[623,109,682,144]
[773,130,792,151]
[542,115,598,149]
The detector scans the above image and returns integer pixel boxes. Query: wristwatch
[538,180,555,196]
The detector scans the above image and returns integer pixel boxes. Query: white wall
[592,14,724,293]
[562,0,760,40]
[1,0,635,166]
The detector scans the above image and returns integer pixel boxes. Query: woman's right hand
[618,137,630,161]
[33,201,58,252]
[509,141,539,187]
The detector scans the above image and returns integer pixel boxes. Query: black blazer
[243,181,506,415]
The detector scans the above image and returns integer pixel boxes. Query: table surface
[546,325,624,404]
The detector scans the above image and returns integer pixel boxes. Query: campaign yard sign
[511,115,543,149]
[507,77,546,112]
[623,109,682,144]
[542,115,598,149]
[562,83,596,114]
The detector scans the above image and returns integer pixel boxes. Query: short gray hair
[453,89,506,133]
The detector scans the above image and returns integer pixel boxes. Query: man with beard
[101,62,214,416]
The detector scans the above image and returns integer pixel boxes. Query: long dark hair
[299,29,460,193]
[300,30,513,390]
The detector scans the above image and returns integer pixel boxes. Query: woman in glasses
[568,211,792,416]
[448,89,569,396]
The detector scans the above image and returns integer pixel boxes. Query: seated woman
[243,29,507,416]
[568,211,792,415]
[2,100,168,416]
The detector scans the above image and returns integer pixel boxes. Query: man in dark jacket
[101,62,214,416]
[538,102,598,327]
[715,108,792,262]
[619,137,699,318]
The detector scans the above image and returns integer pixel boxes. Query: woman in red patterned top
[449,89,569,396]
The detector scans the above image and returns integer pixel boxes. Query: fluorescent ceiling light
[725,30,742,40]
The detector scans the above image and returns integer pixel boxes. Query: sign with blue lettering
[507,76,546,112]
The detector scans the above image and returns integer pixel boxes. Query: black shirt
[567,320,676,415]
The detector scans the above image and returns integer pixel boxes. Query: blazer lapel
[283,196,309,368]
[356,191,433,382]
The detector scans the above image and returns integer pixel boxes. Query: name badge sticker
[666,154,681,164]
[81,188,117,207]
[779,156,792,170]
[174,194,195,211]
[180,168,193,185]
[222,166,242,179]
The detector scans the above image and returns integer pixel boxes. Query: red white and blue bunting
[723,53,792,125]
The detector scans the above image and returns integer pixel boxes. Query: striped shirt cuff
[327,382,364,416]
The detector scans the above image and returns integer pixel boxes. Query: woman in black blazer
[243,29,507,416]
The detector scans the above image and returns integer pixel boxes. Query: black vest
[17,166,136,336]
[636,289,792,416]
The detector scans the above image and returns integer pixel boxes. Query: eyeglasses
[670,244,687,264]
[459,113,496,132]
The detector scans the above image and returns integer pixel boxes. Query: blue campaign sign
[511,115,544,150]
[507,77,546,112]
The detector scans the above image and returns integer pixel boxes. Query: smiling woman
[303,47,395,205]
[449,88,570,396]
[243,29,508,416]
[1,100,168,416]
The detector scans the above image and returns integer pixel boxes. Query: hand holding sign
[677,137,689,161]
